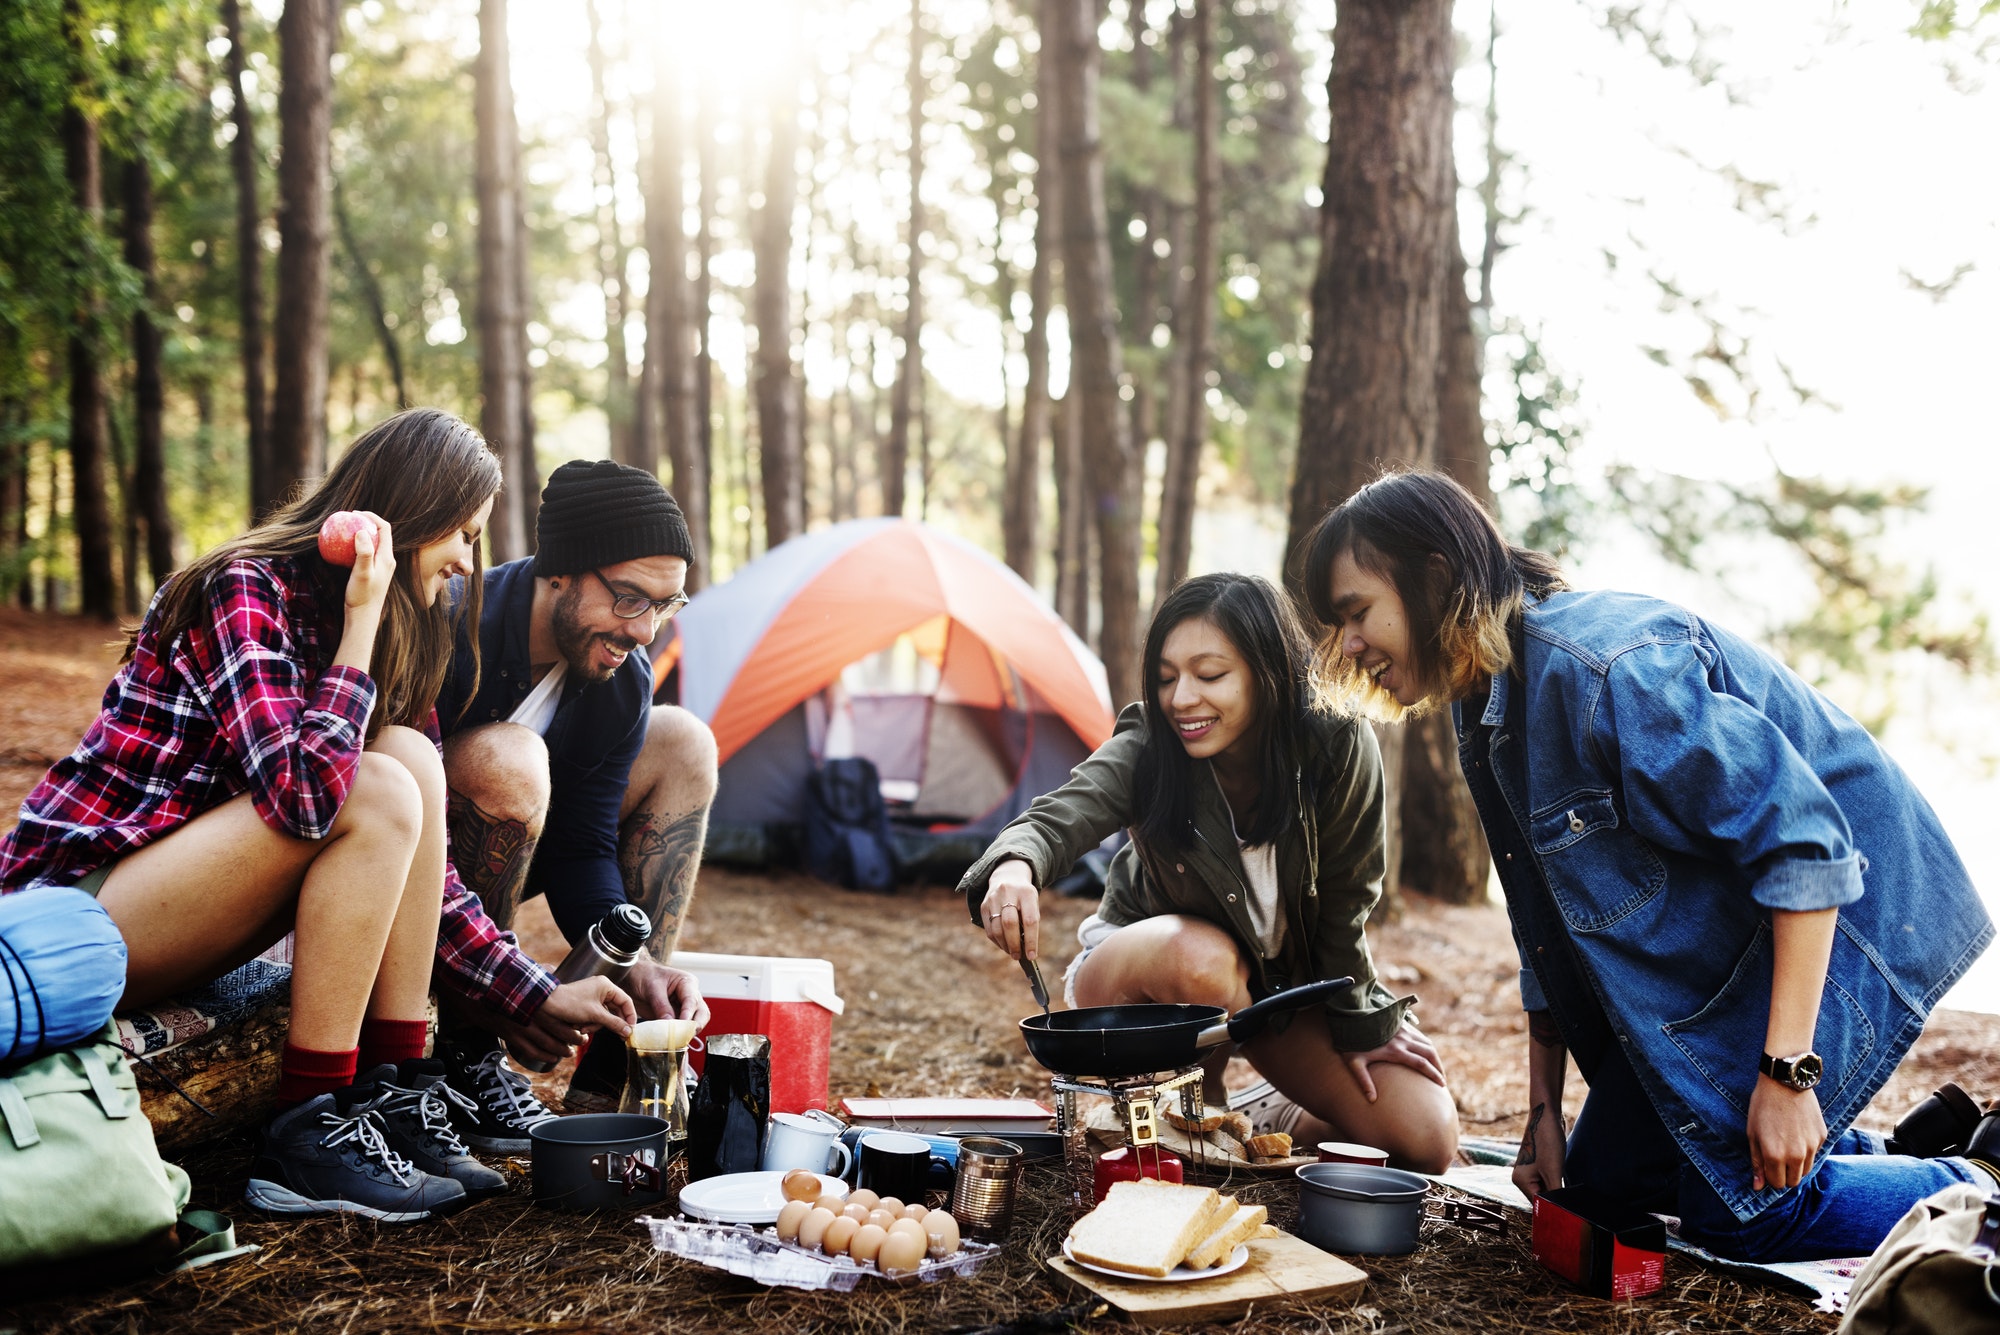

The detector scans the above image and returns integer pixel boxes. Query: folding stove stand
[1050,1065,1207,1208]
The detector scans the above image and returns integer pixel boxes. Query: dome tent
[659,518,1116,878]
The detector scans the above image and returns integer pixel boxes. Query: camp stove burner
[1050,1066,1206,1207]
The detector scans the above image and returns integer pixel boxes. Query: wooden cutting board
[1046,1231,1367,1325]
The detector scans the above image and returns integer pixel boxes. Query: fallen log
[135,998,288,1155]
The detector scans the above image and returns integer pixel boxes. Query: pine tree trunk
[1049,0,1139,705]
[333,177,408,410]
[693,78,716,568]
[1053,387,1089,634]
[62,10,116,622]
[221,0,273,519]
[122,153,175,588]
[1399,202,1493,905]
[1153,0,1216,611]
[271,0,336,499]
[475,0,529,562]
[1283,0,1457,913]
[883,0,926,521]
[1007,0,1059,584]
[642,28,705,579]
[754,49,803,549]
[512,148,539,551]
[585,0,633,465]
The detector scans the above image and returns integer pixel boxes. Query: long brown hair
[1301,469,1568,719]
[138,408,502,735]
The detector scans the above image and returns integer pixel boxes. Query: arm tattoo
[1528,1008,1566,1050]
[1520,1103,1546,1165]
[619,805,708,959]
[446,789,539,935]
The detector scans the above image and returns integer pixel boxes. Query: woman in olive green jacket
[961,574,1458,1171]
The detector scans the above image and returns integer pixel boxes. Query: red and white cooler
[672,951,845,1114]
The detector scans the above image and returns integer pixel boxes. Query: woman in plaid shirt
[0,409,634,1222]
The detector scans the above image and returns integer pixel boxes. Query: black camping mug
[531,1113,670,1211]
[857,1131,954,1202]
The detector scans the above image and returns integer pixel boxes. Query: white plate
[1061,1239,1251,1283]
[677,1171,848,1225]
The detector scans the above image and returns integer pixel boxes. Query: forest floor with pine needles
[2,605,1996,1333]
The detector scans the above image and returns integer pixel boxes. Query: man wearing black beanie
[430,459,719,1146]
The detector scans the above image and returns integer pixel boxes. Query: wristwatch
[1760,1050,1825,1092]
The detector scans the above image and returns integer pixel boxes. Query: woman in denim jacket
[1304,470,1993,1263]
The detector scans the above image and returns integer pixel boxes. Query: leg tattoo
[446,789,539,935]
[619,805,708,959]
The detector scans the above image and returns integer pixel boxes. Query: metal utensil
[1019,955,1051,1016]
[1018,976,1355,1078]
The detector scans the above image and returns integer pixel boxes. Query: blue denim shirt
[1454,590,1991,1222]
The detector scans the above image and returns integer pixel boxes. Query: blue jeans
[1566,1044,1984,1262]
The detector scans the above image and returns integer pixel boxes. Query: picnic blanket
[1445,1137,1869,1314]
[115,945,292,1059]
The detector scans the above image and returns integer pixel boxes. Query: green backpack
[0,1023,191,1268]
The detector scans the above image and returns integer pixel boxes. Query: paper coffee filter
[631,1018,698,1051]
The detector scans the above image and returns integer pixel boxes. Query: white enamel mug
[760,1110,854,1176]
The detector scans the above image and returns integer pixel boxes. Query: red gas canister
[671,952,845,1115]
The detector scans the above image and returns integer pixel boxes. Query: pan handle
[1194,976,1356,1049]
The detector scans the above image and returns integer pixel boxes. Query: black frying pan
[1019,977,1355,1078]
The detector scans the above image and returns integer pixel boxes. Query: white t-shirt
[1225,800,1286,961]
[508,660,568,736]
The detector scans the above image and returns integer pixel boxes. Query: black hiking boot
[1887,1082,1984,1158]
[439,1034,560,1154]
[352,1061,510,1201]
[244,1087,468,1222]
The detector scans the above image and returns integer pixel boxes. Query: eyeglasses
[589,569,690,621]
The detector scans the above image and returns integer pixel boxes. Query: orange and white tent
[662,519,1115,855]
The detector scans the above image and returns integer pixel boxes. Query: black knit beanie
[533,459,694,577]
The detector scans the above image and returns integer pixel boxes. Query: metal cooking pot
[1294,1162,1428,1256]
[531,1113,670,1211]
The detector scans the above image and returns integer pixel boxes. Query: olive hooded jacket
[957,703,1412,1051]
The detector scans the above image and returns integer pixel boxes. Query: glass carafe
[619,1041,691,1145]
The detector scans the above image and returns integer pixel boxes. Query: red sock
[274,1044,359,1110]
[357,1018,430,1071]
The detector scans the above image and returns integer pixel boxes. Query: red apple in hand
[317,511,377,567]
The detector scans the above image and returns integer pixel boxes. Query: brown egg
[775,1199,812,1242]
[867,1208,898,1231]
[877,1196,905,1214]
[841,1200,872,1223]
[846,1188,881,1212]
[822,1215,860,1256]
[781,1169,822,1203]
[878,1227,927,1276]
[923,1209,961,1258]
[848,1222,888,1266]
[900,1202,929,1222]
[888,1216,927,1245]
[797,1205,838,1252]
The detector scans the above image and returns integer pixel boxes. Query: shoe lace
[375,1080,478,1157]
[471,1049,559,1131]
[319,1108,417,1185]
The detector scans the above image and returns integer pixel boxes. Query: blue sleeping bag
[0,887,128,1066]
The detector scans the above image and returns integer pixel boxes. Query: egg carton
[638,1216,1001,1292]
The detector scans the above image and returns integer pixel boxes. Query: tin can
[949,1136,1025,1242]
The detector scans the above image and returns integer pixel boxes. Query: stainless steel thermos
[514,903,652,1073]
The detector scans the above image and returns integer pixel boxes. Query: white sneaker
[1228,1079,1305,1139]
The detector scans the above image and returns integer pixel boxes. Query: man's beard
[550,580,642,684]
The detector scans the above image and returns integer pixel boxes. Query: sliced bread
[1164,1105,1226,1134]
[1186,1201,1269,1270]
[1247,1131,1293,1161]
[1067,1180,1222,1278]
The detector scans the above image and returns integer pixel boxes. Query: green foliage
[1485,318,1589,559]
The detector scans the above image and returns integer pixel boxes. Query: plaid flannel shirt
[0,555,555,1022]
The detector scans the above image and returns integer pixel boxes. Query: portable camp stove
[1050,1065,1206,1207]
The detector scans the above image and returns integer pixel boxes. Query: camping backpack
[804,757,899,892]
[1840,1182,2000,1334]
